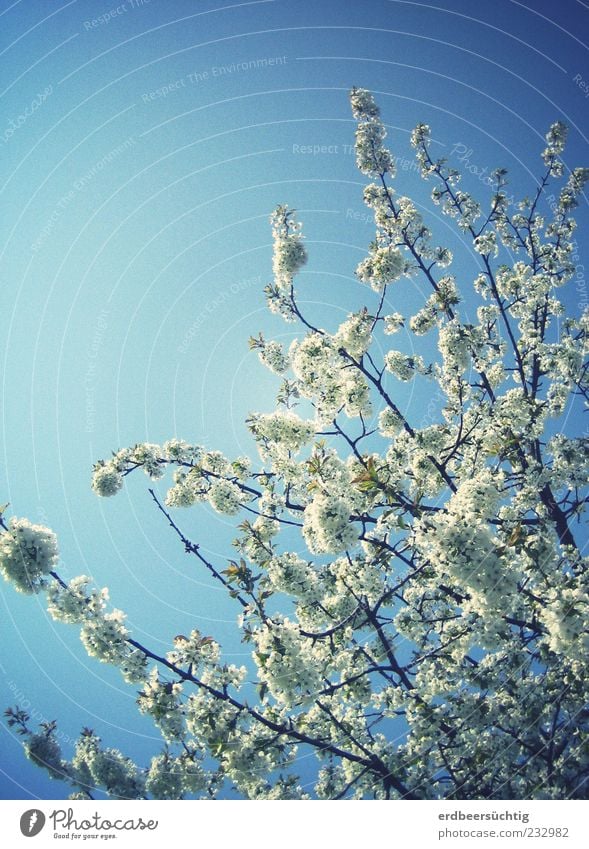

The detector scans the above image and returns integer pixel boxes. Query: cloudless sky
[1,0,588,800]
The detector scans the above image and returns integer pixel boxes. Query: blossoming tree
[3,88,589,800]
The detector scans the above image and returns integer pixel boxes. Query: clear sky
[1,0,588,800]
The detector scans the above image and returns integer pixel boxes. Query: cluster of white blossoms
[412,469,520,619]
[166,629,225,672]
[217,736,302,800]
[247,410,315,459]
[329,554,383,606]
[356,245,406,291]
[45,573,149,684]
[384,349,427,381]
[46,575,107,623]
[89,439,259,518]
[378,407,405,438]
[541,586,589,658]
[542,121,567,176]
[252,617,327,706]
[383,311,404,334]
[145,751,208,799]
[264,205,307,321]
[164,468,209,508]
[548,434,589,487]
[289,332,371,423]
[91,463,124,497]
[234,514,280,563]
[5,87,589,801]
[413,123,483,234]
[71,732,145,799]
[302,492,356,554]
[434,184,482,232]
[91,441,202,498]
[271,206,307,285]
[191,677,306,798]
[495,261,535,299]
[207,478,243,515]
[137,668,185,743]
[264,551,322,603]
[441,320,484,376]
[0,517,58,594]
[25,731,68,780]
[473,231,498,257]
[334,309,373,358]
[252,337,289,374]
[409,276,460,336]
[350,87,395,177]
[80,610,148,684]
[91,443,167,496]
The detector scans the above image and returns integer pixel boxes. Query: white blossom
[383,312,404,334]
[303,493,356,554]
[356,246,405,291]
[0,518,58,594]
[248,411,315,457]
[384,350,427,381]
[91,462,123,497]
[207,479,242,515]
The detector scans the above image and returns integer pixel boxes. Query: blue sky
[1,0,588,800]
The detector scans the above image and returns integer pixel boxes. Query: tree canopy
[3,88,589,800]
